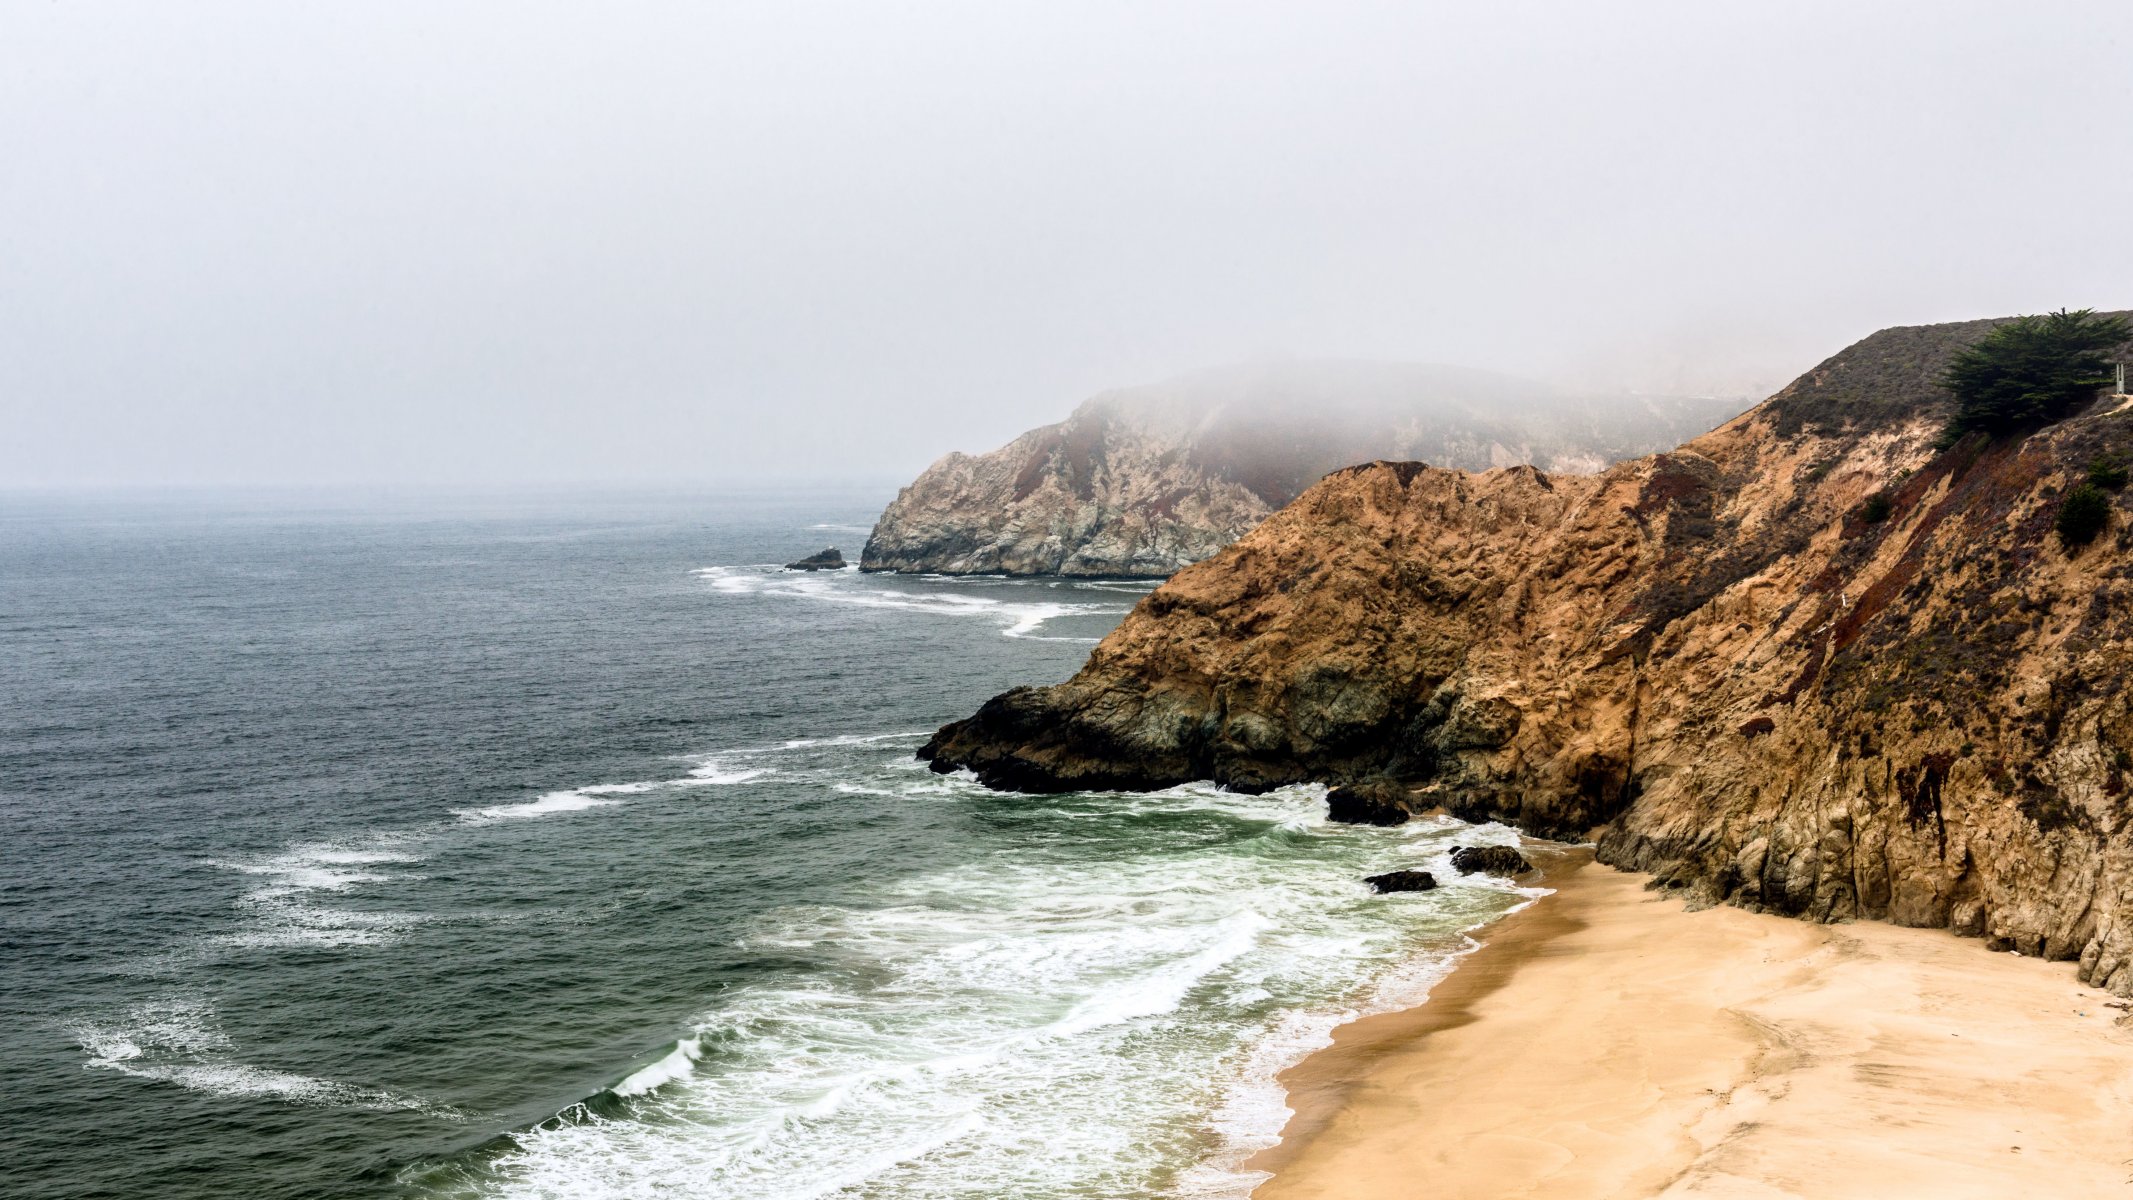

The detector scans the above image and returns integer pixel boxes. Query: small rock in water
[785,547,846,571]
[1365,869,1437,893]
[1449,845,1533,877]
[1326,779,1412,826]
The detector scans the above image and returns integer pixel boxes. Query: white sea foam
[188,736,848,965]
[163,734,1526,1198]
[775,731,929,750]
[1041,911,1269,1039]
[453,768,1532,1200]
[611,1036,705,1097]
[460,755,782,823]
[457,789,623,824]
[71,997,462,1118]
[577,781,662,796]
[684,760,771,785]
[692,565,1128,641]
[205,838,430,950]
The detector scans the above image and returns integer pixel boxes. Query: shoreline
[1251,852,2133,1199]
[1242,845,1599,1182]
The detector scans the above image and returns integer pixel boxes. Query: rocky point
[862,360,1741,577]
[921,315,2133,993]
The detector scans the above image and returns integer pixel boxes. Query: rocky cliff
[861,361,1740,577]
[922,315,2133,992]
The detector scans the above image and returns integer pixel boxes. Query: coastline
[1252,852,2133,1199]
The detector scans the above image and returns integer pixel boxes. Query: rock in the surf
[1365,869,1438,893]
[785,547,846,571]
[1450,845,1533,877]
[1326,780,1413,826]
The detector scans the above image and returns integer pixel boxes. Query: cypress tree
[1941,309,2130,439]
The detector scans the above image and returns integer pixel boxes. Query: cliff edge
[922,315,2133,991]
[861,361,1740,577]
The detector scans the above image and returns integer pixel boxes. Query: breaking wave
[693,565,1133,642]
[71,997,464,1118]
[414,765,1543,1199]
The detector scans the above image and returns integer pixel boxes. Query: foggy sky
[5,1,2131,488]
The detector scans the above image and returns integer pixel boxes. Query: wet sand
[1253,853,2133,1199]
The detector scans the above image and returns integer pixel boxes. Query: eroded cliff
[862,361,1739,577]
[922,316,2133,990]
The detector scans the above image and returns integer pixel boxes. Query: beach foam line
[451,783,1528,1198]
[1246,855,2133,1200]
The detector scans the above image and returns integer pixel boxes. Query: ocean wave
[449,776,1536,1200]
[578,781,662,796]
[684,761,772,786]
[692,565,1128,641]
[611,1037,706,1097]
[197,737,871,963]
[1040,912,1270,1039]
[71,997,465,1119]
[771,731,929,750]
[204,838,431,950]
[456,789,625,824]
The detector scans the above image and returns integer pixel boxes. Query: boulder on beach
[1450,845,1534,877]
[1365,869,1438,893]
[785,547,846,571]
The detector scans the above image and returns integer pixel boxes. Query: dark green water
[1,488,1532,1199]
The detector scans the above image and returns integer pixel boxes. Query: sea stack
[784,547,846,571]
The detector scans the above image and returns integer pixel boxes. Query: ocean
[0,487,1536,1199]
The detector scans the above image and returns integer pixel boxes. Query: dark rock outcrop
[1366,869,1439,893]
[922,313,2133,992]
[1450,846,1534,877]
[784,547,846,571]
[863,361,1744,577]
[1326,780,1414,826]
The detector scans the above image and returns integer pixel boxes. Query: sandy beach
[1253,852,2133,1200]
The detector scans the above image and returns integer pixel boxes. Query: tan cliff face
[860,361,1743,577]
[921,316,2133,992]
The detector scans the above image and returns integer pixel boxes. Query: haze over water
[2,489,1534,1198]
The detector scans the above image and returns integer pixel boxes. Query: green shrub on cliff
[1941,309,2130,439]
[2090,454,2129,491]
[2056,482,2110,549]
